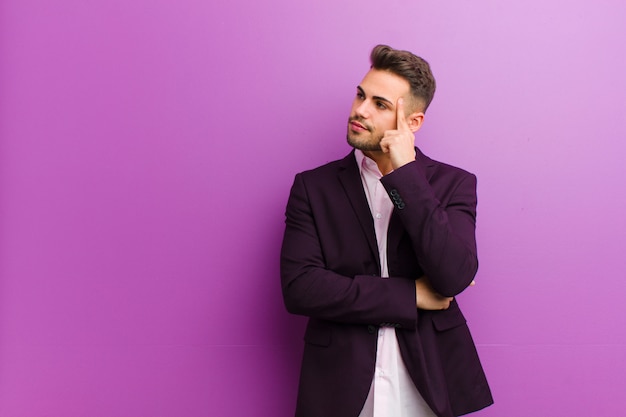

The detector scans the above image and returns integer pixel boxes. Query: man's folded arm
[381,160,479,297]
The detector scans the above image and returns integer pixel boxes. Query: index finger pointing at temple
[396,97,409,130]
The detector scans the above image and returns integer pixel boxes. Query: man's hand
[379,98,416,170]
[415,276,454,310]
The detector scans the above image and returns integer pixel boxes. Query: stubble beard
[346,118,383,152]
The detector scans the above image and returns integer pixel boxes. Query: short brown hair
[370,44,436,112]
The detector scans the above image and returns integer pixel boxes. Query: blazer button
[367,325,377,334]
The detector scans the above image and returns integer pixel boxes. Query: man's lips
[350,120,368,132]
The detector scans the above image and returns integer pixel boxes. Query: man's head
[370,44,436,113]
[347,45,436,153]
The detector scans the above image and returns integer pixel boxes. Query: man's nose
[354,100,370,119]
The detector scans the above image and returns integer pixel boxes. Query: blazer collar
[414,146,437,181]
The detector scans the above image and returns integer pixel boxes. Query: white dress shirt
[355,150,436,417]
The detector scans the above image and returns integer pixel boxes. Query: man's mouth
[349,120,369,132]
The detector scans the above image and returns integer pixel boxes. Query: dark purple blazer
[280,149,493,417]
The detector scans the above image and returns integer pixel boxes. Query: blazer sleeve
[380,160,479,297]
[280,172,418,328]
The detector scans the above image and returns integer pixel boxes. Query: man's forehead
[358,69,410,98]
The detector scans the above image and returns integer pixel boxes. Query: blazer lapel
[337,152,380,270]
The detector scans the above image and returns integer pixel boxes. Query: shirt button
[375,213,382,219]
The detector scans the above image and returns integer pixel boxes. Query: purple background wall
[1,0,625,415]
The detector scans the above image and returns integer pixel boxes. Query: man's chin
[347,135,382,152]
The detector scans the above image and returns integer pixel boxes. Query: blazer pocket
[304,320,332,347]
[431,304,467,332]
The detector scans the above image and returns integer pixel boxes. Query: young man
[280,45,493,417]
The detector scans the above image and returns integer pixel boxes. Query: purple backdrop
[1,0,625,416]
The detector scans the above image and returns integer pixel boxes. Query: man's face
[347,69,412,152]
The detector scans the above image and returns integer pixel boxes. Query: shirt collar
[354,149,383,179]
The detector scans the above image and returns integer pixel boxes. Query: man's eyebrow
[356,86,394,107]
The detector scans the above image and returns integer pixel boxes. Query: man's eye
[356,92,364,99]
[376,102,387,110]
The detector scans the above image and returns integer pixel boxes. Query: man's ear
[407,112,425,133]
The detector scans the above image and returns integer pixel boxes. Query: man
[280,45,493,417]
